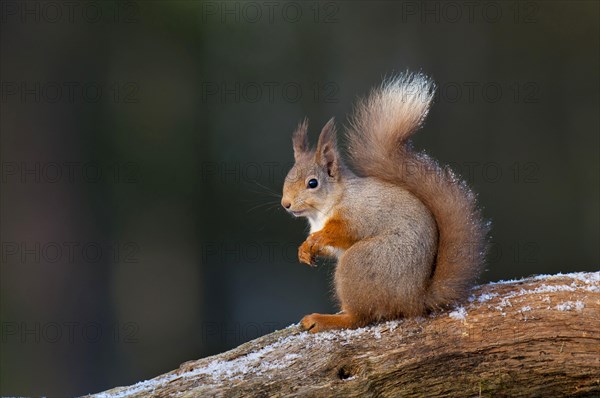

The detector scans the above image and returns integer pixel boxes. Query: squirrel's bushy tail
[347,73,490,310]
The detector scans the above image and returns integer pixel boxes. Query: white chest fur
[308,212,328,234]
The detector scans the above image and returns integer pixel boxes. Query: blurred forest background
[1,1,598,396]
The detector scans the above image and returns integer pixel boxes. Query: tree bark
[89,272,599,397]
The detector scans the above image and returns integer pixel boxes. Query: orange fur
[298,215,357,266]
[300,312,362,333]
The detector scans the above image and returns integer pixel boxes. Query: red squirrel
[281,73,490,333]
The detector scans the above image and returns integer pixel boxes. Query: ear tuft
[292,118,309,161]
[316,117,340,177]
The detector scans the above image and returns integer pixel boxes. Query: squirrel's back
[341,176,437,242]
[346,73,490,310]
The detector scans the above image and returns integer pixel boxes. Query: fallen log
[90,272,600,397]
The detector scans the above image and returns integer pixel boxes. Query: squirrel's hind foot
[300,312,361,333]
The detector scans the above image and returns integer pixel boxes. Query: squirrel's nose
[281,199,291,209]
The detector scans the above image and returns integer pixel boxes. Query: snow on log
[88,272,600,397]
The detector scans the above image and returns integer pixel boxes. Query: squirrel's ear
[316,117,340,177]
[292,118,309,161]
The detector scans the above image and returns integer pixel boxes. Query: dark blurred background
[1,1,598,396]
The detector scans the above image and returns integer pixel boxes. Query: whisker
[299,199,326,217]
[245,200,282,213]
[241,192,280,203]
[248,192,281,200]
[249,180,282,197]
[242,179,286,214]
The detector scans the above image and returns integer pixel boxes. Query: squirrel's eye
[307,178,319,189]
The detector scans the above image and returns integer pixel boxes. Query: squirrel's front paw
[298,241,316,266]
[298,233,325,266]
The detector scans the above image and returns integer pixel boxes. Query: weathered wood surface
[90,272,599,397]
